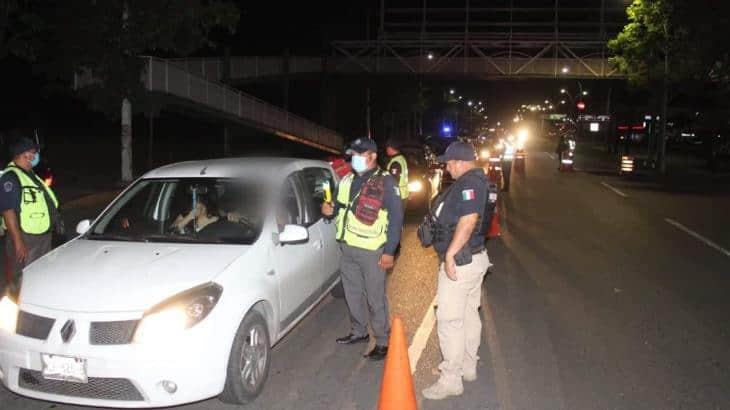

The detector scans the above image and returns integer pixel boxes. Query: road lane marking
[601,181,628,198]
[482,291,514,410]
[547,152,557,160]
[408,296,437,374]
[665,218,730,258]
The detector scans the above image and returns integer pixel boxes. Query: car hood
[21,239,248,313]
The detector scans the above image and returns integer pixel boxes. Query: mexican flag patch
[462,189,475,200]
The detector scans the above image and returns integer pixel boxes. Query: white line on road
[547,152,557,160]
[601,181,628,198]
[408,296,437,374]
[665,218,730,258]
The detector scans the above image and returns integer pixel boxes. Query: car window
[298,167,335,224]
[88,178,264,244]
[277,175,304,231]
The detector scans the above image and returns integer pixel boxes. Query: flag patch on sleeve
[461,189,475,201]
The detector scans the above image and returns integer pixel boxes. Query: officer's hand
[379,254,395,271]
[121,217,131,229]
[14,240,28,264]
[321,202,334,217]
[444,255,458,281]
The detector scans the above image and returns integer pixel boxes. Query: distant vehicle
[0,158,341,407]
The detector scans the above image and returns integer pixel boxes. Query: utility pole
[659,18,670,174]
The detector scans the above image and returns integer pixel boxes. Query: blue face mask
[351,155,368,173]
[30,152,40,168]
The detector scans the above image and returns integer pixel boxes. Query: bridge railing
[166,55,621,81]
[145,57,342,152]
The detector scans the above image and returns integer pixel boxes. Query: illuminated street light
[449,89,455,95]
[467,101,473,106]
[549,105,554,110]
[544,100,550,104]
[427,52,434,60]
[478,101,482,105]
[561,66,569,74]
[458,96,462,100]
[561,100,566,104]
[582,90,589,96]
[560,88,567,94]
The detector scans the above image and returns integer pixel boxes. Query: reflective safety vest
[335,170,390,251]
[386,154,409,199]
[3,163,58,235]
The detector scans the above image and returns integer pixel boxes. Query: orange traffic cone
[378,316,417,410]
[487,209,501,238]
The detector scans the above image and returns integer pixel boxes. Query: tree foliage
[0,0,46,61]
[609,0,730,89]
[39,0,239,117]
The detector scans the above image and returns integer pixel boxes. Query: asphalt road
[2,135,730,409]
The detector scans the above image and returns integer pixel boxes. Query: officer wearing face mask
[321,137,403,361]
[0,137,59,295]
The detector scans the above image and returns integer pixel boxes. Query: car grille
[16,311,55,340]
[18,369,144,401]
[89,320,138,345]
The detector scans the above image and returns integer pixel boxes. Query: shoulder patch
[3,181,13,192]
[461,189,475,201]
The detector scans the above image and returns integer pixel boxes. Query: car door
[271,172,322,329]
[297,167,339,291]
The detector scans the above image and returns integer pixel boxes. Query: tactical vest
[3,163,58,235]
[387,154,409,200]
[335,170,390,251]
[429,169,495,256]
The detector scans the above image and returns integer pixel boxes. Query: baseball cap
[345,137,378,155]
[9,137,39,158]
[436,141,477,162]
[385,138,401,150]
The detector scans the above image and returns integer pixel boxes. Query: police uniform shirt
[0,171,22,215]
[388,160,403,179]
[435,168,488,250]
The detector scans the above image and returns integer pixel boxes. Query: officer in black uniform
[421,140,494,401]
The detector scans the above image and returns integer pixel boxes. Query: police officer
[385,138,409,210]
[422,141,492,400]
[0,137,59,294]
[321,137,403,361]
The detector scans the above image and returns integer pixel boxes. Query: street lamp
[544,99,550,104]
[561,66,569,74]
[582,90,589,96]
[467,101,473,106]
[427,52,434,60]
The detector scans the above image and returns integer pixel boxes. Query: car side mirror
[278,224,308,244]
[76,219,91,235]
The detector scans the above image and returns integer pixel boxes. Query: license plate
[41,354,88,384]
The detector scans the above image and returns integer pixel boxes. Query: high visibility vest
[335,170,390,251]
[386,154,409,199]
[3,163,58,235]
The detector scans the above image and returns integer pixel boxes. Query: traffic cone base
[378,316,417,410]
[488,210,501,238]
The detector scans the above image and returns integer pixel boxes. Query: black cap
[9,137,38,158]
[345,137,378,155]
[436,141,477,162]
[385,138,401,150]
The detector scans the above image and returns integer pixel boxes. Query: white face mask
[351,154,368,173]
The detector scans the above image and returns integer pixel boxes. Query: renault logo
[60,320,76,343]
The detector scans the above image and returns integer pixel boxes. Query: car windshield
[88,178,264,245]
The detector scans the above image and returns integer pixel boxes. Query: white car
[0,158,341,407]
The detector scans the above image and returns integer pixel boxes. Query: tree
[0,0,45,61]
[41,1,239,182]
[609,0,730,172]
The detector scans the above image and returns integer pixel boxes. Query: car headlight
[408,180,423,193]
[134,283,222,343]
[0,295,19,334]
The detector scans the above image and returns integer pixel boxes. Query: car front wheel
[219,310,271,404]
